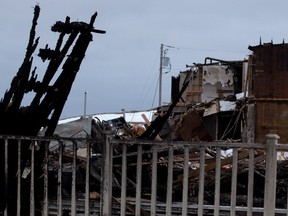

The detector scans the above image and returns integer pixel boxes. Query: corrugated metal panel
[175,109,212,141]
[255,102,288,143]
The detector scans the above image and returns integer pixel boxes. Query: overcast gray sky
[1,1,287,119]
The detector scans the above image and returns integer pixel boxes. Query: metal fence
[0,134,287,215]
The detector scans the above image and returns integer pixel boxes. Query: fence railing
[0,134,287,215]
[106,134,287,216]
[0,135,93,216]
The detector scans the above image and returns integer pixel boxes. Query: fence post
[100,132,113,216]
[263,134,279,216]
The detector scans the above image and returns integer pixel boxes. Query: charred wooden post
[0,5,105,215]
[139,72,190,140]
[1,5,40,114]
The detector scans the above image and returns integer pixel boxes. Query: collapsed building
[156,41,288,145]
[43,40,288,213]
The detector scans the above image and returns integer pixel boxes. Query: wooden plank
[176,148,250,183]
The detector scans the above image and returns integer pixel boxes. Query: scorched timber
[0,5,105,216]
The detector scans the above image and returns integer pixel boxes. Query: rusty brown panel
[251,44,288,98]
[255,102,288,143]
[175,109,212,141]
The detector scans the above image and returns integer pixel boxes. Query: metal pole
[136,144,143,216]
[84,91,87,117]
[101,134,113,216]
[263,134,279,216]
[30,142,35,216]
[17,140,21,216]
[165,145,174,216]
[198,146,205,215]
[57,141,63,216]
[159,44,163,107]
[230,148,238,216]
[150,145,158,216]
[71,141,77,216]
[214,147,221,216]
[181,146,189,216]
[247,148,255,216]
[122,109,125,120]
[120,144,127,216]
[85,142,91,216]
[4,139,8,216]
[43,141,49,216]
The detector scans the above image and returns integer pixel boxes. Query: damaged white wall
[201,65,234,102]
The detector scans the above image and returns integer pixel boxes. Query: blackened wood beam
[139,72,191,140]
[1,6,40,112]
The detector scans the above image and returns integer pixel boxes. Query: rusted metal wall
[255,101,288,143]
[249,43,288,98]
[249,43,288,143]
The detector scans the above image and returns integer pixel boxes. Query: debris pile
[46,43,288,209]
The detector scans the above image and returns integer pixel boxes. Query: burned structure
[246,42,288,143]
[158,41,288,145]
[41,41,288,213]
[0,5,105,215]
[43,40,288,213]
[1,5,288,214]
[151,57,244,142]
